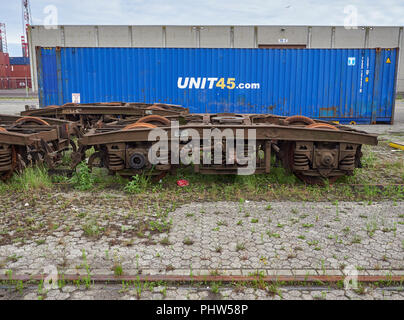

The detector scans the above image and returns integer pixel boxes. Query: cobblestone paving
[0,194,403,277]
[1,284,403,300]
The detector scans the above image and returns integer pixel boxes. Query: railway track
[1,273,403,284]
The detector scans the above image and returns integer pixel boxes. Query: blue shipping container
[10,57,30,65]
[37,47,398,124]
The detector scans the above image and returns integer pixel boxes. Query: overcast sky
[1,0,404,56]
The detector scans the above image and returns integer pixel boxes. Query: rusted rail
[0,274,402,284]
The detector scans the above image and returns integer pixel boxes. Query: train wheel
[280,141,338,186]
[88,151,104,171]
[136,115,171,126]
[305,123,339,130]
[122,122,157,130]
[15,116,50,126]
[285,115,315,126]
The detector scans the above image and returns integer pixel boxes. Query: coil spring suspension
[0,145,12,171]
[339,155,355,169]
[293,153,309,169]
[108,153,124,170]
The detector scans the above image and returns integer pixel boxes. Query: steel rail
[0,274,402,283]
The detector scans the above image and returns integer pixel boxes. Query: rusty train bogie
[73,112,377,185]
[22,102,189,130]
[0,114,80,180]
[5,103,379,186]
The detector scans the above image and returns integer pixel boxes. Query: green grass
[124,174,150,194]
[1,163,402,202]
[69,161,95,190]
[6,166,52,191]
[61,150,73,166]
[113,264,123,276]
[0,140,401,203]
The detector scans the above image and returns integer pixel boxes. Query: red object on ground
[177,179,189,187]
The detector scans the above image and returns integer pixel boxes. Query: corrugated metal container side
[0,64,9,78]
[9,57,30,65]
[37,47,398,124]
[8,78,32,89]
[0,52,10,77]
[10,64,30,78]
[0,52,10,89]
[0,52,9,64]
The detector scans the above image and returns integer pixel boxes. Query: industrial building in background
[0,0,32,90]
[0,52,31,89]
[0,22,31,90]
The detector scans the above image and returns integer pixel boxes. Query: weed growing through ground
[82,220,101,237]
[114,263,123,276]
[9,166,52,191]
[210,282,221,294]
[124,174,150,194]
[183,237,194,245]
[366,220,378,237]
[160,237,170,246]
[236,242,246,251]
[70,161,95,191]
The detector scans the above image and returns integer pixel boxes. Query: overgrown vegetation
[69,161,95,191]
[124,174,150,194]
[0,142,401,202]
[1,166,52,192]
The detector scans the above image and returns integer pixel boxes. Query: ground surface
[0,97,38,115]
[0,89,37,99]
[0,196,403,300]
[1,283,404,300]
[1,198,403,272]
[0,95,402,300]
[347,100,404,145]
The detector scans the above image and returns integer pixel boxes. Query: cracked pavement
[0,193,403,299]
[1,284,404,300]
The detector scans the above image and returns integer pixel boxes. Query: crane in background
[0,23,7,53]
[21,0,31,57]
